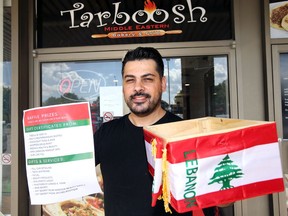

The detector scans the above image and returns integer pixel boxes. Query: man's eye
[125,79,134,83]
[143,78,153,82]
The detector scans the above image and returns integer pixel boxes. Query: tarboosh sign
[37,0,233,48]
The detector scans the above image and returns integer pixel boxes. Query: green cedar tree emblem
[208,154,244,190]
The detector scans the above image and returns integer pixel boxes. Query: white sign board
[100,86,124,117]
[23,102,101,205]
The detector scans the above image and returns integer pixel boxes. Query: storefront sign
[23,102,101,204]
[37,0,233,48]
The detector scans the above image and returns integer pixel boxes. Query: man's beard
[126,92,162,115]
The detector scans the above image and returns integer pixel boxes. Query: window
[41,55,230,127]
[0,1,11,214]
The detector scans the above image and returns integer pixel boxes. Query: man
[94,47,223,216]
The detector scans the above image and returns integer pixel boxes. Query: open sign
[58,70,106,102]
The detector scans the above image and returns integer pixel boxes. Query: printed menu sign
[23,102,101,205]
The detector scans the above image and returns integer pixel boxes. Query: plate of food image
[43,199,101,216]
[83,194,104,216]
[270,1,288,38]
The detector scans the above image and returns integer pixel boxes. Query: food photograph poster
[270,0,288,38]
[22,102,104,216]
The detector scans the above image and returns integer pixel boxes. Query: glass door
[272,44,288,216]
[40,56,232,126]
[33,47,237,216]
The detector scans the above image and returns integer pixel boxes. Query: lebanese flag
[144,119,284,213]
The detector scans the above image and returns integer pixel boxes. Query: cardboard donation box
[143,117,284,213]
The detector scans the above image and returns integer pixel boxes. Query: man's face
[123,59,166,116]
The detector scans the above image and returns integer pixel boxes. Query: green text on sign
[27,152,93,165]
[25,119,90,132]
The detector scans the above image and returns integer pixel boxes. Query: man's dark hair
[121,47,164,77]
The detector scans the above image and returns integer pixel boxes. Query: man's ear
[162,76,167,92]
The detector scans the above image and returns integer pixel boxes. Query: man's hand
[217,202,234,208]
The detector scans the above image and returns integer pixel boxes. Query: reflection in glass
[41,56,230,129]
[280,53,288,212]
[41,61,122,133]
[162,56,229,120]
[280,54,288,140]
[1,2,11,214]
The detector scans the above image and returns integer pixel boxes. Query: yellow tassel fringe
[162,148,172,214]
[151,138,172,213]
[151,139,157,159]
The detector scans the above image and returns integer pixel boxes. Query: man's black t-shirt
[94,112,218,216]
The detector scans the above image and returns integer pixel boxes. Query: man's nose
[134,79,144,92]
